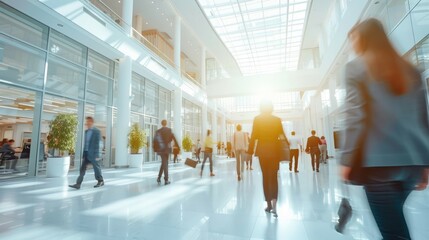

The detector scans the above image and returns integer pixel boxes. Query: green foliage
[182,135,193,152]
[128,123,147,154]
[48,114,78,156]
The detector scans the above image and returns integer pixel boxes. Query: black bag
[185,158,198,168]
[335,197,353,233]
[279,134,290,162]
[153,131,165,153]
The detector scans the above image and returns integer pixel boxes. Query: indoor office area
[0,0,429,239]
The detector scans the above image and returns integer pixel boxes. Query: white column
[202,104,207,141]
[134,15,143,36]
[173,87,183,146]
[115,56,132,167]
[200,47,206,87]
[122,0,134,36]
[174,16,181,71]
[211,103,218,144]
[329,77,337,109]
[221,114,226,144]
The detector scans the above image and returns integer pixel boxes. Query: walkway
[0,156,428,239]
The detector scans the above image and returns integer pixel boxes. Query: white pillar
[202,104,207,141]
[173,87,183,145]
[200,47,206,87]
[174,16,181,71]
[329,77,337,109]
[122,0,134,36]
[115,56,132,167]
[221,114,226,143]
[134,15,143,36]
[211,103,218,144]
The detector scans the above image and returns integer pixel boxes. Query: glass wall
[0,2,173,178]
[182,99,202,144]
[127,72,172,164]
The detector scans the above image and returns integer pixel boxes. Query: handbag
[184,158,198,168]
[279,134,290,162]
[335,184,352,233]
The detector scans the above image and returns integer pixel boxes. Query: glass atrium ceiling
[197,0,309,76]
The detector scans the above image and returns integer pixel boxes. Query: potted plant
[181,135,193,159]
[128,123,147,168]
[46,114,78,177]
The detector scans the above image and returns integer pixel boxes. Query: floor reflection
[0,156,427,239]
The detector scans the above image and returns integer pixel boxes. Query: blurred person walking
[245,132,253,170]
[248,101,286,218]
[232,124,249,181]
[306,130,322,172]
[69,117,103,189]
[289,131,302,173]
[154,119,179,185]
[341,18,429,240]
[319,136,328,164]
[196,139,201,163]
[201,130,215,177]
[172,144,180,163]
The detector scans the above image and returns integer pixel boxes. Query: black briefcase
[185,158,198,168]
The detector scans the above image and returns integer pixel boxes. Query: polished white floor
[0,155,428,240]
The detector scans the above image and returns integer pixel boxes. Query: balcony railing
[87,0,202,87]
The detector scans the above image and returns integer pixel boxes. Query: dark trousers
[173,154,178,163]
[201,152,213,173]
[259,157,279,201]
[158,154,169,181]
[289,149,299,171]
[196,149,201,161]
[364,181,415,240]
[310,151,320,170]
[77,151,103,185]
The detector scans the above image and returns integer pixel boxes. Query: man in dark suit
[69,117,103,189]
[306,130,322,172]
[0,139,19,172]
[154,119,178,185]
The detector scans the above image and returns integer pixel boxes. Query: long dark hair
[349,18,416,95]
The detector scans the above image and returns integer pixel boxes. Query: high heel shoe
[264,207,272,213]
[157,178,161,184]
[271,210,278,218]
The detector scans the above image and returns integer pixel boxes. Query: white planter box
[182,151,192,160]
[46,156,70,178]
[129,154,143,168]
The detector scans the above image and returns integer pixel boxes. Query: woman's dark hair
[321,136,325,139]
[348,18,414,95]
[207,130,211,136]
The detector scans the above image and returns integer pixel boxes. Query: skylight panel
[197,0,309,75]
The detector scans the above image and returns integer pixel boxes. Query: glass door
[144,117,159,163]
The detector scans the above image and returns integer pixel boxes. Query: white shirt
[289,136,302,150]
[232,131,248,151]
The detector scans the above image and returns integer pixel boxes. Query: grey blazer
[86,127,101,161]
[340,58,429,168]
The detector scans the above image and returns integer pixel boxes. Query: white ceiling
[301,0,333,49]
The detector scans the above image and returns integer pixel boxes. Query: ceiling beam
[206,69,321,98]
